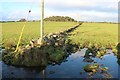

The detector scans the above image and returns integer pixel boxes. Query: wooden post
[40,0,44,42]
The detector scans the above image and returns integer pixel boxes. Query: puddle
[1,49,120,79]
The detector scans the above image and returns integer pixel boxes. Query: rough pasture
[69,22,118,49]
[2,21,77,46]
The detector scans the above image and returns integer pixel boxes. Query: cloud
[44,9,117,22]
[0,0,119,22]
[44,0,118,13]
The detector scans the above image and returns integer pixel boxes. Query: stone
[84,63,99,72]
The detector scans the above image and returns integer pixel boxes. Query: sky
[0,0,119,22]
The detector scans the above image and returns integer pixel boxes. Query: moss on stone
[84,63,99,72]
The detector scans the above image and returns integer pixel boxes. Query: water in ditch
[1,48,120,79]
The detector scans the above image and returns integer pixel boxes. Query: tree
[44,16,76,22]
[19,18,26,22]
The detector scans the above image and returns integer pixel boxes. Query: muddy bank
[117,43,120,65]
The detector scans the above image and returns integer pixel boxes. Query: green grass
[69,23,118,48]
[1,22,118,49]
[2,21,76,45]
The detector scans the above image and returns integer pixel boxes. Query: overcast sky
[0,0,119,22]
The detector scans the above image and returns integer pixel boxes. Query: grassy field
[1,22,118,49]
[2,21,77,45]
[69,23,118,48]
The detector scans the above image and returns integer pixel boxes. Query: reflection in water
[2,48,119,79]
[42,69,46,80]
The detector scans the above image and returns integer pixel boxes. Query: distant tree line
[0,21,16,23]
[16,16,76,22]
[44,16,76,22]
